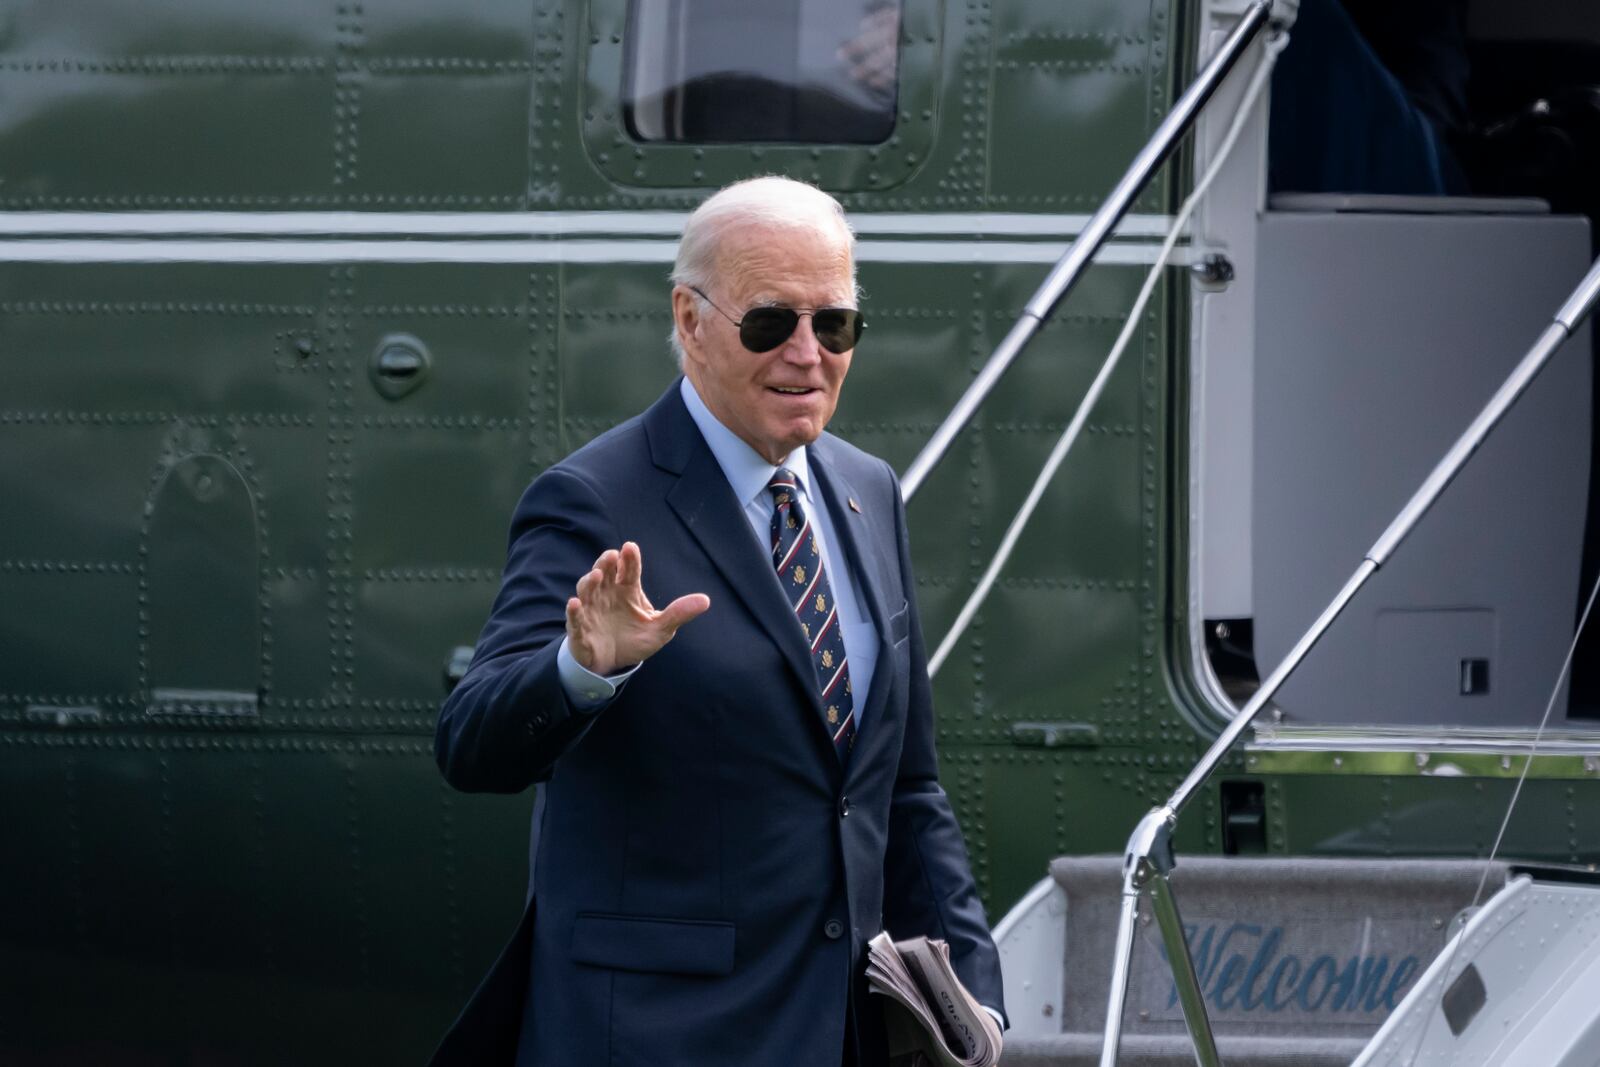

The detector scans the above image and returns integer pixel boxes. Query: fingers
[572,542,705,658]
[619,541,642,588]
[657,592,711,634]
[575,565,603,600]
[565,594,586,647]
[577,548,625,602]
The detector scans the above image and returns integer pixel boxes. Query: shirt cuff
[557,637,640,710]
[982,1005,1006,1031]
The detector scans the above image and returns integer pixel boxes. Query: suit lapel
[649,388,824,723]
[808,443,900,776]
[808,449,893,644]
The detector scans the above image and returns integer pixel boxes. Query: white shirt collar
[679,376,811,508]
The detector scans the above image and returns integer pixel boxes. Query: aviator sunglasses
[691,286,865,355]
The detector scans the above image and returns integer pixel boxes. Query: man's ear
[671,285,702,362]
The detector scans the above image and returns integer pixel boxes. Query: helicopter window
[622,0,900,144]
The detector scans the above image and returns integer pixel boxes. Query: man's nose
[780,314,824,365]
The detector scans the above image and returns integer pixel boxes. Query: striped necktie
[768,468,855,761]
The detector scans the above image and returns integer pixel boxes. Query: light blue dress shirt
[556,377,879,726]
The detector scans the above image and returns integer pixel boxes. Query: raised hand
[565,541,710,677]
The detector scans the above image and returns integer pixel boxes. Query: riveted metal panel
[977,428,1145,577]
[0,569,141,696]
[235,423,332,573]
[835,265,970,433]
[359,0,540,60]
[0,424,164,562]
[350,425,528,567]
[348,265,537,419]
[349,756,527,999]
[0,1,334,204]
[977,264,1160,429]
[0,66,337,208]
[351,68,533,205]
[981,583,1142,718]
[962,751,1062,910]
[0,0,541,209]
[346,421,525,708]
[0,262,327,723]
[0,746,80,956]
[352,570,503,701]
[264,570,332,708]
[0,737,503,1063]
[1,0,335,56]
[64,743,171,962]
[1270,776,1600,866]
[987,0,1175,210]
[0,265,326,415]
[558,262,684,440]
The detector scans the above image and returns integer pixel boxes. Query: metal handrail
[899,0,1277,502]
[1098,252,1600,1066]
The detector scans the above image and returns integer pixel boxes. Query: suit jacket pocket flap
[571,913,735,976]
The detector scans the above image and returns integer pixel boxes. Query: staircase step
[995,855,1510,1065]
[1004,1033,1368,1066]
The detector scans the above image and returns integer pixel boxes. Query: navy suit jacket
[432,382,1003,1066]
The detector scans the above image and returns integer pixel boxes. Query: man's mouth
[769,386,815,395]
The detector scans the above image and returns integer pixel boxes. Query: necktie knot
[767,467,799,503]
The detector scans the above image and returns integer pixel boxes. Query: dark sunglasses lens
[813,309,863,354]
[738,308,799,353]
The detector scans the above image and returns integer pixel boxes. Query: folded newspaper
[865,932,1002,1067]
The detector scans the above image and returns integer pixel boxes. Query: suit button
[838,795,850,819]
[824,919,845,940]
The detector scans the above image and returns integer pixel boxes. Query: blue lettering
[1159,927,1421,1017]
[1352,958,1392,1012]
[1237,927,1283,1010]
[1213,954,1248,1009]
[1265,954,1301,1011]
[1297,955,1337,1011]
[1326,956,1361,1011]
[1382,957,1420,1010]
[1203,923,1249,991]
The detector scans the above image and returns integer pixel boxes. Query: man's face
[675,221,856,465]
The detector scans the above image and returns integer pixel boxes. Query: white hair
[668,176,857,366]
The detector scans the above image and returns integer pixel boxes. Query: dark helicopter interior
[1464,1,1600,719]
[1202,0,1600,727]
[620,0,900,145]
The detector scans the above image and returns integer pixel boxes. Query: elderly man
[432,176,1004,1066]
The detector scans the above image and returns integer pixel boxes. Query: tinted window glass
[624,0,901,144]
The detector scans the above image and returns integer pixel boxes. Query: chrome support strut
[1150,874,1222,1067]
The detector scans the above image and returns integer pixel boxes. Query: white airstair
[990,855,1600,1066]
